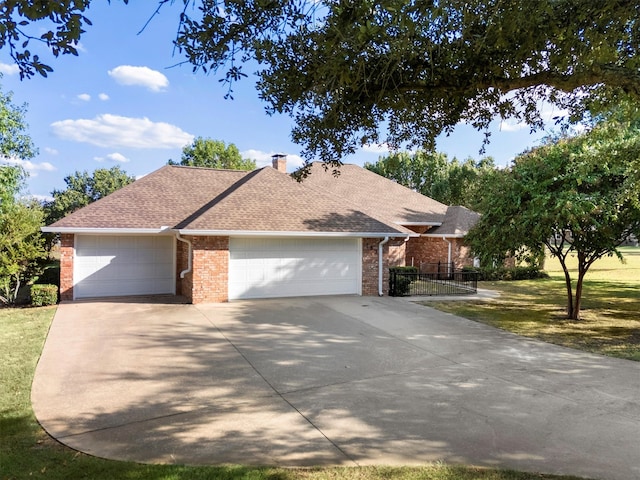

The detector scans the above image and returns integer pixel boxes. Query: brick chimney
[271,153,287,173]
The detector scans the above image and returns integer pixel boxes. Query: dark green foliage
[462,266,549,281]
[390,266,418,296]
[466,116,640,319]
[168,137,256,170]
[30,284,58,306]
[45,166,134,226]
[365,151,495,209]
[5,2,640,165]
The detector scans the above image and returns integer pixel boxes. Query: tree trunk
[571,255,590,321]
[559,259,574,319]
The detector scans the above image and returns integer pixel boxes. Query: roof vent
[271,153,287,173]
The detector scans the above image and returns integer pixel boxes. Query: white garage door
[229,237,361,300]
[74,235,175,299]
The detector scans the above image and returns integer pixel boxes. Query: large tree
[466,120,640,320]
[365,151,494,208]
[4,1,640,165]
[168,137,256,170]
[45,166,135,225]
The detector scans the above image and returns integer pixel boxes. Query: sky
[0,2,559,201]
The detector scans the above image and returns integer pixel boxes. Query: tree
[465,122,640,320]
[365,151,494,208]
[5,2,640,166]
[167,137,256,170]
[0,165,45,305]
[45,166,135,225]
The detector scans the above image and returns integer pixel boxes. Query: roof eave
[41,227,172,235]
[423,232,466,238]
[177,229,417,238]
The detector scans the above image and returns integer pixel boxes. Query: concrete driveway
[32,296,640,479]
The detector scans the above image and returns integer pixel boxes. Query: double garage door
[73,235,361,300]
[229,237,361,300]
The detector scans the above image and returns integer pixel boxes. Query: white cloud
[241,149,304,170]
[108,65,169,92]
[498,120,528,132]
[94,152,129,163]
[2,157,56,173]
[0,62,19,75]
[25,193,54,203]
[50,114,194,149]
[44,147,59,155]
[77,93,91,102]
[361,143,391,154]
[98,93,110,101]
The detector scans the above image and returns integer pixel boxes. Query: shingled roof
[426,206,481,237]
[300,162,448,225]
[47,165,414,236]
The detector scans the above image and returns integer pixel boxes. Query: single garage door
[229,237,361,300]
[74,235,175,299]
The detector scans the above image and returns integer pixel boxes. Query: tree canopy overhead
[5,1,640,163]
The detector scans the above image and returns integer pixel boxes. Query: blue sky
[0,2,557,201]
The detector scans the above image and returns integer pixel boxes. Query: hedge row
[461,266,549,281]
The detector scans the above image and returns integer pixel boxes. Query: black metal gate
[389,268,478,297]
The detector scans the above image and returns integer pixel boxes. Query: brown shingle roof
[300,162,448,225]
[426,206,481,237]
[48,165,413,236]
[49,165,248,230]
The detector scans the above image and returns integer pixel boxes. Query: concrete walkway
[32,296,640,479]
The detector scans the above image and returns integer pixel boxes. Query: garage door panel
[229,237,361,300]
[74,235,175,299]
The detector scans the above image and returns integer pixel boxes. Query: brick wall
[189,236,229,303]
[406,236,475,270]
[362,238,406,296]
[59,234,74,301]
[175,238,192,301]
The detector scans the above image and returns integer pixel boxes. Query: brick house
[43,158,479,303]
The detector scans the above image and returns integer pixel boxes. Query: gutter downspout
[443,237,452,275]
[378,236,390,296]
[175,233,192,279]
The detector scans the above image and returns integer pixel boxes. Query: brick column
[59,234,74,301]
[362,238,406,296]
[190,236,229,303]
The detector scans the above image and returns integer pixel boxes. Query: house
[43,157,479,303]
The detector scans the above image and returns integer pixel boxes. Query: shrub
[462,265,549,281]
[390,266,418,296]
[30,284,58,306]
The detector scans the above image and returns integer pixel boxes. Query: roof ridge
[167,164,254,173]
[175,168,263,229]
[295,170,415,235]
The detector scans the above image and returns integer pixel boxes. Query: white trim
[41,227,170,234]
[399,222,442,227]
[179,229,415,238]
[423,233,465,238]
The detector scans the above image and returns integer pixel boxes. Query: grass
[0,307,589,480]
[421,247,640,361]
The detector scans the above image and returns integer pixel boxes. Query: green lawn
[422,247,640,361]
[0,306,589,480]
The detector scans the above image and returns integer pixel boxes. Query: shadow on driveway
[32,296,640,479]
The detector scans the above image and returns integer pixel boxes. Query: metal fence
[389,269,478,297]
